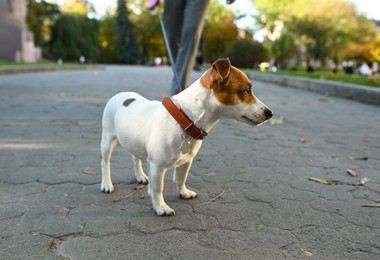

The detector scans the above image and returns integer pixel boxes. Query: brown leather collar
[162,97,208,140]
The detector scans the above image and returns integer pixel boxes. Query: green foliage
[253,0,378,65]
[116,0,143,64]
[202,1,239,62]
[61,0,95,16]
[130,9,166,62]
[271,34,297,67]
[26,0,379,68]
[224,39,268,68]
[48,14,99,61]
[26,0,60,46]
[98,16,119,63]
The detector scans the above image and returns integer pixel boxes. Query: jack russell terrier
[100,58,273,216]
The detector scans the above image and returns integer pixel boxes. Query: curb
[247,72,380,106]
[0,65,104,75]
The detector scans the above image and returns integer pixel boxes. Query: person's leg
[163,0,185,64]
[172,0,210,94]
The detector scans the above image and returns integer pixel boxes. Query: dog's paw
[130,176,149,185]
[136,175,149,184]
[179,189,197,199]
[154,204,176,216]
[101,182,114,193]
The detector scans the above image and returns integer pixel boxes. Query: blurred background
[0,0,379,76]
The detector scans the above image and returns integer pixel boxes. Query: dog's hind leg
[131,155,149,184]
[174,161,197,199]
[100,133,118,193]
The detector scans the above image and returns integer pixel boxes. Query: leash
[158,14,182,94]
[147,1,182,93]
[162,97,208,140]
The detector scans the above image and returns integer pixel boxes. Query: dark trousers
[164,0,210,95]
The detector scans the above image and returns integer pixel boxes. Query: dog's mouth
[241,115,258,125]
[241,115,268,126]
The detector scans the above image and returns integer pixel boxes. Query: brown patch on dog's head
[123,98,136,107]
[200,58,230,90]
[200,58,256,106]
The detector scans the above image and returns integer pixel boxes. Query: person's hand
[147,0,160,10]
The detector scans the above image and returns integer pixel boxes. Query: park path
[0,65,379,259]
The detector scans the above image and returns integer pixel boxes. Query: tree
[288,0,377,65]
[346,35,380,63]
[26,0,60,46]
[48,14,99,61]
[130,7,166,62]
[98,16,119,63]
[224,39,268,68]
[368,35,380,63]
[253,0,377,66]
[270,34,297,68]
[116,0,143,64]
[61,0,95,16]
[202,1,239,62]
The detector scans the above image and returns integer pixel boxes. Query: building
[0,0,41,62]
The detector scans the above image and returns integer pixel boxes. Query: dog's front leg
[174,161,197,199]
[148,163,175,216]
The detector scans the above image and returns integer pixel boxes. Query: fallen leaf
[362,201,380,208]
[318,98,329,103]
[269,116,285,125]
[360,177,370,185]
[346,169,357,177]
[307,177,370,186]
[302,250,313,257]
[82,167,96,175]
[307,177,333,185]
[299,137,306,143]
[350,156,368,161]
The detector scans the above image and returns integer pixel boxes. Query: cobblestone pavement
[0,66,379,259]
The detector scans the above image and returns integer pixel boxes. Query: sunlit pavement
[1,65,379,259]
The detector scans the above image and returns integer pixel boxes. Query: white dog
[100,58,273,216]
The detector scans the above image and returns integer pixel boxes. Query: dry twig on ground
[207,190,225,206]
[113,184,146,202]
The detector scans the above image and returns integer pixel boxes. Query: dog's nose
[264,108,273,120]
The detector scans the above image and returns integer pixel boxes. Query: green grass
[0,59,81,66]
[254,69,380,88]
[0,60,25,66]
[0,60,52,66]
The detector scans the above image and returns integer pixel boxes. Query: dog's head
[200,58,273,125]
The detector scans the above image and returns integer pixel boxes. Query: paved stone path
[0,66,379,259]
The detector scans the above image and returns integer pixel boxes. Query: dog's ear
[212,58,231,83]
[200,58,231,90]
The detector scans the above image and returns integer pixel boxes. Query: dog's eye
[242,88,251,96]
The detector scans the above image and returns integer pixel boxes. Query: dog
[100,58,273,216]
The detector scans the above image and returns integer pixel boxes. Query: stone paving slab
[0,66,379,259]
